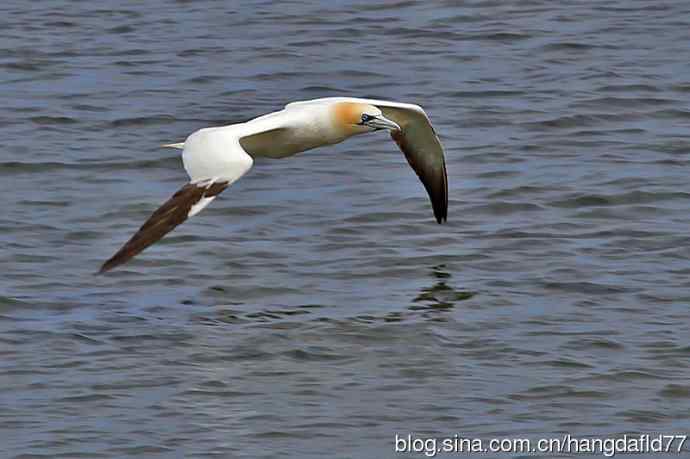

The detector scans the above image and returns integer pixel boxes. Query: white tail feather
[161,142,185,149]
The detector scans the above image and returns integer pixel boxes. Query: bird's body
[100,97,447,273]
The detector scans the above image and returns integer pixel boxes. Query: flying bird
[99,97,448,273]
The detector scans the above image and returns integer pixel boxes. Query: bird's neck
[293,105,359,148]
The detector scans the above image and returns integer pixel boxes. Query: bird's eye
[361,114,374,123]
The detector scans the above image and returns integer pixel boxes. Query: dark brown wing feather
[98,181,228,274]
[384,107,448,223]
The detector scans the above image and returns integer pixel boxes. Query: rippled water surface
[2,1,690,457]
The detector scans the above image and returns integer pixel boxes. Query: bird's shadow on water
[413,265,476,307]
[193,264,476,326]
[399,264,476,322]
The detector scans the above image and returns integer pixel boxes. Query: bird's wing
[305,97,448,223]
[380,103,447,223]
[99,132,254,274]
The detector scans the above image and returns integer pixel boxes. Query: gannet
[99,97,448,273]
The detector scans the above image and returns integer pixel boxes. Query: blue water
[2,1,690,457]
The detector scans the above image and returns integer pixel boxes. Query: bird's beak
[365,115,401,132]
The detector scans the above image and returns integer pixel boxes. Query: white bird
[99,97,447,273]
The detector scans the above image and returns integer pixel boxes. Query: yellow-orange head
[332,102,400,137]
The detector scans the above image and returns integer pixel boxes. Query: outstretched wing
[99,129,254,273]
[377,102,448,224]
[287,97,448,223]
[99,180,229,274]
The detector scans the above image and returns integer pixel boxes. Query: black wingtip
[433,203,448,224]
[96,259,116,275]
[99,248,131,274]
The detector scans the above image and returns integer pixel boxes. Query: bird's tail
[161,142,185,149]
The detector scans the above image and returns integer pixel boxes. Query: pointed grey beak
[365,115,401,132]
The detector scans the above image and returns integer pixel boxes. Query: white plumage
[99,97,447,273]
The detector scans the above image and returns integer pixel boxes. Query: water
[2,0,690,457]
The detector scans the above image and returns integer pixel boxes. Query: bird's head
[333,102,401,136]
